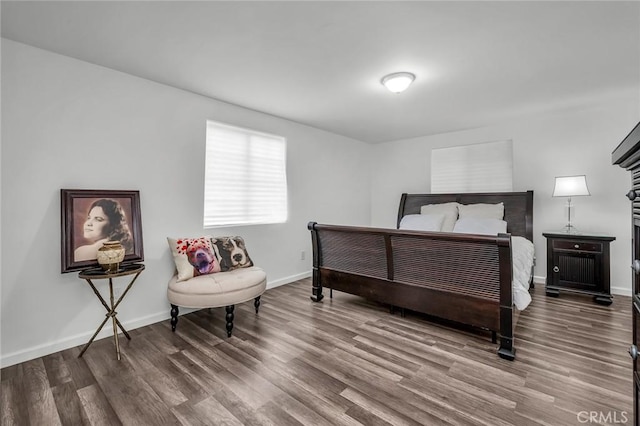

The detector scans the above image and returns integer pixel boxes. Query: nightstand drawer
[553,240,602,252]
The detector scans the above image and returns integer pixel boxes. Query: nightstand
[543,232,615,305]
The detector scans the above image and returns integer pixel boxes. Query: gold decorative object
[97,240,125,273]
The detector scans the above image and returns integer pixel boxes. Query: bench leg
[225,305,235,337]
[254,296,261,314]
[170,304,179,332]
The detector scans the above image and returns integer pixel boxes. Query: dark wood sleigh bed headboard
[397,191,534,241]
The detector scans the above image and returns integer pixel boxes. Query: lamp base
[558,224,580,235]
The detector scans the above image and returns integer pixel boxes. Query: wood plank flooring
[1,279,633,425]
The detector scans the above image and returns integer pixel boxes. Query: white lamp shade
[552,175,590,197]
[381,72,415,93]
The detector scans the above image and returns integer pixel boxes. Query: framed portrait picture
[61,189,144,273]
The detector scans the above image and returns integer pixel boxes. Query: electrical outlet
[300,250,306,260]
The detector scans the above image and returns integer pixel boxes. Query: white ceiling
[2,1,639,144]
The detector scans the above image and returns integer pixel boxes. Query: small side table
[543,232,615,305]
[78,263,145,360]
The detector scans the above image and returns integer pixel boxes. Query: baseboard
[0,311,170,368]
[266,271,311,289]
[532,275,545,285]
[0,272,312,368]
[533,275,631,297]
[610,286,632,297]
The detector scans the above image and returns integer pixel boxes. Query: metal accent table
[78,263,145,360]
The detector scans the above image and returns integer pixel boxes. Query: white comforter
[512,236,535,310]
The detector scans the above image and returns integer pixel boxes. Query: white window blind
[431,140,513,193]
[204,121,288,227]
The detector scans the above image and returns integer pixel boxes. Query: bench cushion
[167,266,266,308]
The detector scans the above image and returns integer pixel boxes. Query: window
[204,121,288,227]
[431,139,513,193]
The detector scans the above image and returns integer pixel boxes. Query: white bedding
[512,236,535,310]
[405,209,535,310]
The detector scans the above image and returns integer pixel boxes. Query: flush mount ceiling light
[381,72,416,93]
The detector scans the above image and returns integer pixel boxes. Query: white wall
[0,40,372,367]
[370,101,639,296]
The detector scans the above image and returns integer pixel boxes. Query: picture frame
[61,189,144,273]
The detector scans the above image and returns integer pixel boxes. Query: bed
[307,191,534,360]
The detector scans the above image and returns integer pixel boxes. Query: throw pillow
[399,213,445,232]
[420,202,459,232]
[452,218,508,236]
[168,236,221,282]
[458,202,504,220]
[211,236,254,272]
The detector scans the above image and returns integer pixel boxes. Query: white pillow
[399,214,445,232]
[458,202,504,220]
[420,202,459,232]
[452,218,507,235]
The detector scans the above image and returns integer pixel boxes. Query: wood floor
[1,279,633,425]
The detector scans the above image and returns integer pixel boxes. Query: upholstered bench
[167,265,266,337]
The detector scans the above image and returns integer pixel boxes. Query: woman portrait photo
[73,198,134,262]
[61,189,143,273]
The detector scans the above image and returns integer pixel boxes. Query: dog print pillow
[211,236,253,272]
[168,236,221,282]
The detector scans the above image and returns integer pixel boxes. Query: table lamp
[552,175,590,234]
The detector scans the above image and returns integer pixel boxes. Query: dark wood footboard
[308,222,516,360]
